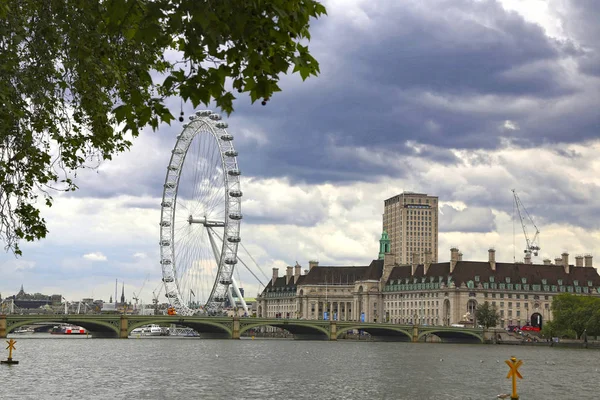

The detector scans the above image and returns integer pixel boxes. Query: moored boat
[50,325,86,335]
[130,324,166,336]
[13,327,34,334]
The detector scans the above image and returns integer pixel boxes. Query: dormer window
[475,275,480,282]
[490,276,495,283]
[541,279,547,285]
[505,277,511,283]
[521,277,527,284]
[588,281,593,287]
[573,280,579,286]
[558,279,563,286]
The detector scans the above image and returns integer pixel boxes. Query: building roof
[362,259,384,281]
[262,259,385,290]
[264,275,304,291]
[386,260,600,287]
[300,265,369,285]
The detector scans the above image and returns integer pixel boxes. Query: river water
[0,336,596,399]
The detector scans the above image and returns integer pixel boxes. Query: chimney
[543,259,552,265]
[286,266,293,285]
[575,256,584,267]
[383,252,395,268]
[585,255,593,268]
[450,247,459,261]
[458,252,463,261]
[411,252,419,276]
[304,269,309,275]
[450,247,459,274]
[294,264,301,281]
[424,250,432,275]
[488,248,496,271]
[381,254,395,290]
[272,268,279,286]
[309,260,319,271]
[524,253,531,264]
[562,252,569,274]
[554,257,562,266]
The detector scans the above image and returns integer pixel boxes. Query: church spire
[121,282,125,304]
[17,284,25,298]
[378,230,390,260]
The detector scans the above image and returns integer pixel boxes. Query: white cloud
[503,120,519,130]
[499,0,565,39]
[83,252,107,262]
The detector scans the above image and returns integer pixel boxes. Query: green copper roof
[379,230,390,260]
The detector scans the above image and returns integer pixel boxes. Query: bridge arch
[7,318,120,338]
[128,317,232,338]
[239,321,330,339]
[336,325,412,341]
[418,328,483,343]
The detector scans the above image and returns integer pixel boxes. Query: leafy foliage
[0,0,326,254]
[475,301,500,329]
[550,293,600,338]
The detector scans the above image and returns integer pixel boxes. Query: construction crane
[132,274,149,312]
[152,284,163,315]
[512,189,541,258]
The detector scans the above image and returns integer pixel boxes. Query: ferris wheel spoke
[178,243,207,305]
[190,136,217,214]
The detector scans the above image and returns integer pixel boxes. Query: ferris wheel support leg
[206,227,222,265]
[226,290,236,314]
[231,277,249,316]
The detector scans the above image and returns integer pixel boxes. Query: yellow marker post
[1,338,18,365]
[505,356,523,400]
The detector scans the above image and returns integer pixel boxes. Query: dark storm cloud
[65,0,600,201]
[350,2,563,96]
[550,0,600,77]
[224,0,593,184]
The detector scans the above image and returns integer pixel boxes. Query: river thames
[0,337,596,399]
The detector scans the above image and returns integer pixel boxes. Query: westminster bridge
[0,314,487,342]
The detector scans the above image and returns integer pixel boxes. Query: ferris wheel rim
[159,110,242,316]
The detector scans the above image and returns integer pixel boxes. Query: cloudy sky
[2,0,599,305]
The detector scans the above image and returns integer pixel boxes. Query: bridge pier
[119,315,128,339]
[330,321,337,341]
[0,315,6,338]
[232,316,240,339]
[412,325,419,342]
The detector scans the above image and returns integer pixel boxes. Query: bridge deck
[0,315,485,342]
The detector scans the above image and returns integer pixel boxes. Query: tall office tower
[383,192,439,264]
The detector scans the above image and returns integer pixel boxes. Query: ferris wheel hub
[187,215,225,227]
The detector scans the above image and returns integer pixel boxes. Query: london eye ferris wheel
[159,110,246,316]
